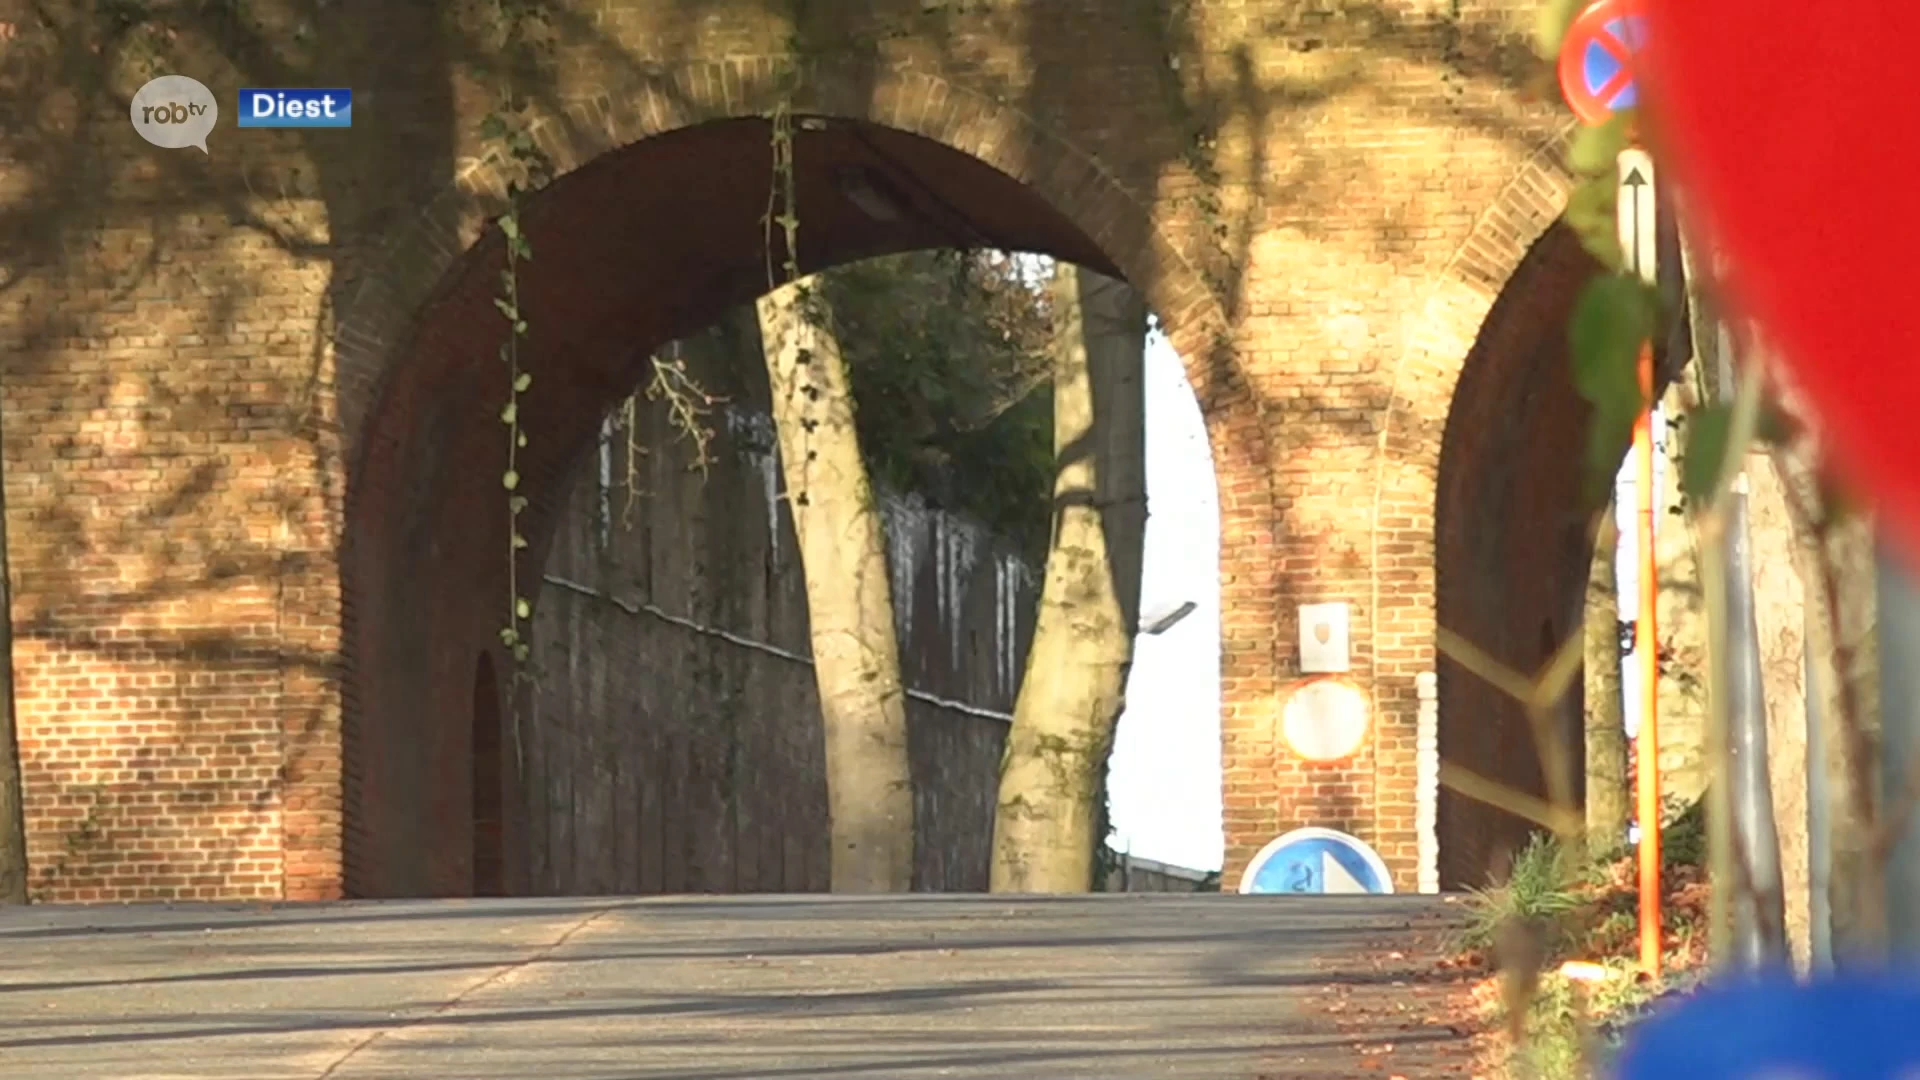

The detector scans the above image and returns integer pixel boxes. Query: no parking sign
[1557,0,1648,126]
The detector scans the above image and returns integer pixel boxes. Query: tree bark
[757,278,915,893]
[990,264,1146,892]
[1761,343,1886,967]
[1803,504,1885,966]
[1656,372,1711,813]
[1584,508,1630,856]
[1748,449,1811,971]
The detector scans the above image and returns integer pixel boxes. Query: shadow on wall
[514,313,1041,895]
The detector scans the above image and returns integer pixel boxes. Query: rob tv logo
[237,88,353,128]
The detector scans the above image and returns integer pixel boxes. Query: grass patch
[1457,833,1589,960]
[1506,958,1695,1079]
[1457,803,1713,1078]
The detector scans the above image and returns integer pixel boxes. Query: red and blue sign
[1557,0,1648,126]
[1616,975,1920,1078]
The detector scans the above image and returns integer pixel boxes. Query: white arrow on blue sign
[1616,974,1920,1078]
[1237,826,1395,895]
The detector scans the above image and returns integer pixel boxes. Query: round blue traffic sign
[1238,827,1394,895]
[1616,974,1920,1079]
[1557,0,1649,126]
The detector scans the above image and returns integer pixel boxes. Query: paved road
[0,894,1478,1079]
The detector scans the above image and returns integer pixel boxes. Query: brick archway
[1365,126,1596,889]
[1432,219,1605,887]
[319,61,1266,898]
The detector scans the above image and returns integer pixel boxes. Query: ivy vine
[765,80,802,290]
[475,0,556,779]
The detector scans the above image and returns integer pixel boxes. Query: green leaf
[1565,178,1623,271]
[509,495,529,514]
[1681,404,1732,499]
[500,402,517,424]
[517,431,528,448]
[499,625,519,646]
[1583,419,1631,506]
[514,372,532,392]
[1568,115,1631,177]
[511,531,529,550]
[1570,275,1657,493]
[502,469,520,490]
[1534,0,1585,58]
[1570,275,1656,413]
[513,642,530,663]
[499,215,519,240]
[493,297,517,320]
[515,597,531,619]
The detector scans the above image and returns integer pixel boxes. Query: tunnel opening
[1433,221,1605,891]
[338,115,1216,898]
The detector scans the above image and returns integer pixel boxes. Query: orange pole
[1634,340,1662,977]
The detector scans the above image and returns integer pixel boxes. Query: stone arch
[317,58,1269,897]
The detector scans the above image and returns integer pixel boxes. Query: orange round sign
[1280,677,1369,763]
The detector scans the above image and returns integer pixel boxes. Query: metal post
[1874,538,1920,966]
[1714,328,1789,970]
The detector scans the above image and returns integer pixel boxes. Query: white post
[1416,671,1440,893]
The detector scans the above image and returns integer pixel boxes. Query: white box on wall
[1298,602,1350,674]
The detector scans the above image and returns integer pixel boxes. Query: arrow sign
[1238,827,1396,895]
[1617,148,1657,284]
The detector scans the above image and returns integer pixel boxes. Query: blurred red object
[1645,1,1920,555]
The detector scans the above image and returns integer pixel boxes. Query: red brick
[4,0,1580,900]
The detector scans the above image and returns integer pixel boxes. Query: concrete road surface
[0,893,1479,1079]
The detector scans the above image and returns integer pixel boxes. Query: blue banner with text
[236,88,352,128]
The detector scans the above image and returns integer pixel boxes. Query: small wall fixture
[1280,676,1370,763]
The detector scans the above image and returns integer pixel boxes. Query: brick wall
[4,0,1584,900]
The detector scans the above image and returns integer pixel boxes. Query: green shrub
[1661,792,1707,870]
[1458,832,1589,957]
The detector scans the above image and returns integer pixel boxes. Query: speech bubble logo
[130,75,218,153]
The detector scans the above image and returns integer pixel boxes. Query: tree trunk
[1761,341,1886,967]
[990,264,1147,893]
[1656,372,1711,814]
[1748,449,1812,971]
[1804,506,1885,966]
[0,414,24,903]
[756,278,915,893]
[1584,507,1630,856]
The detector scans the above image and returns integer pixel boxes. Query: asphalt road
[0,893,1479,1080]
